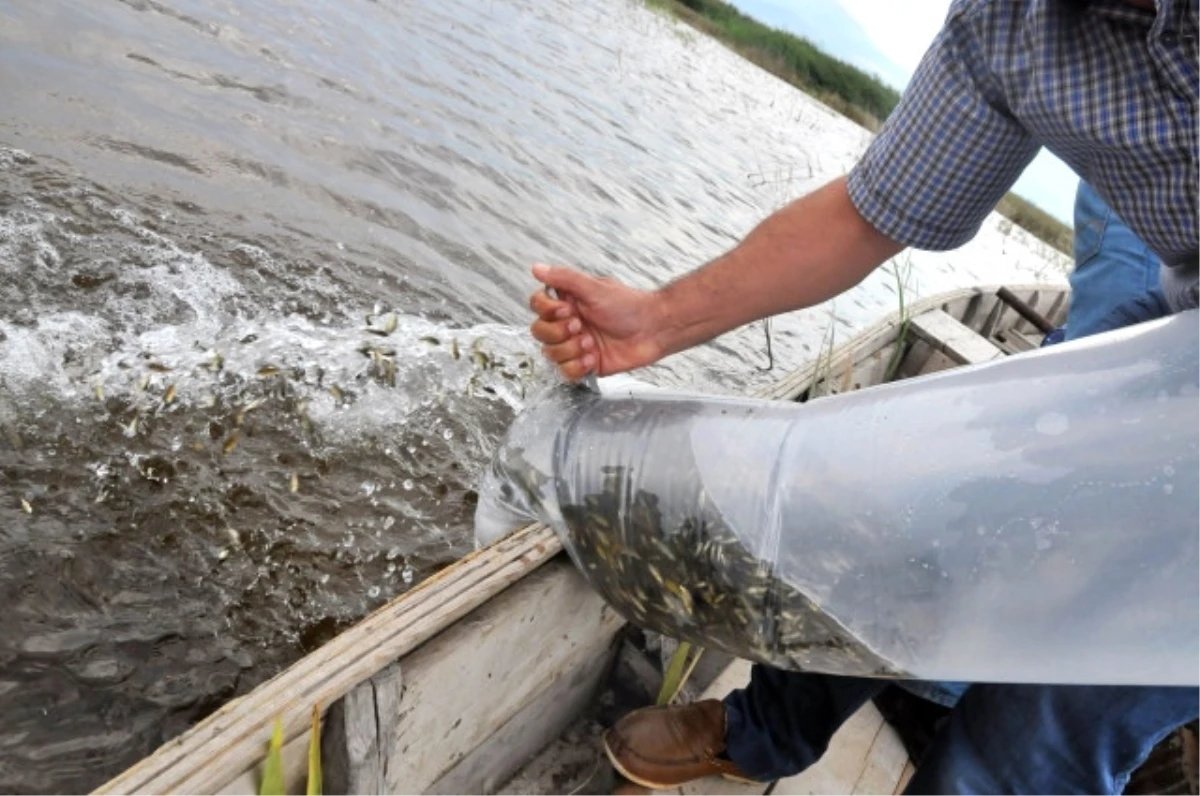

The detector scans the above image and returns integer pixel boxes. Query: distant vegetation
[995,193,1074,255]
[644,0,1074,256]
[648,0,900,128]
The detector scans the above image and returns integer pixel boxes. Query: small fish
[94,381,105,401]
[289,472,300,494]
[363,314,398,336]
[296,399,312,433]
[235,397,265,426]
[20,499,32,515]
[472,350,491,369]
[419,335,441,346]
[223,431,240,454]
[357,343,395,358]
[450,339,460,360]
[330,385,345,404]
[207,351,225,372]
[163,384,177,405]
[147,362,173,373]
[136,374,151,392]
[94,489,109,504]
[124,412,140,438]
[257,365,280,377]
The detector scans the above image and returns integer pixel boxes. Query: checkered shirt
[848,0,1198,309]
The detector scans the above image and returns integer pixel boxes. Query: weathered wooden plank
[772,704,887,796]
[321,662,404,795]
[428,632,618,795]
[893,762,916,795]
[851,720,909,795]
[897,338,936,379]
[497,731,613,795]
[909,309,1004,366]
[978,295,1007,340]
[916,349,960,377]
[762,285,1066,402]
[382,559,624,793]
[93,523,563,795]
[957,293,986,331]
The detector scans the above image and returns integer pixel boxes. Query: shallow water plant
[259,719,286,796]
[255,707,321,796]
[657,641,705,705]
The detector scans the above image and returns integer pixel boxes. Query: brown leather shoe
[602,700,760,790]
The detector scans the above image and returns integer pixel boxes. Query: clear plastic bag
[475,312,1199,686]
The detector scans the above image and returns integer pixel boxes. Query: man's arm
[530,177,900,380]
[532,0,1039,381]
[652,176,902,358]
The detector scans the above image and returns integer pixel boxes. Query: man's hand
[527,178,903,382]
[529,263,666,381]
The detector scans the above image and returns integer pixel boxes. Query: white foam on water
[0,172,550,445]
[59,310,549,449]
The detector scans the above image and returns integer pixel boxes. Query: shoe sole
[722,772,763,786]
[604,735,675,791]
[602,735,762,791]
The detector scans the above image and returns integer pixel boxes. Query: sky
[730,0,1081,223]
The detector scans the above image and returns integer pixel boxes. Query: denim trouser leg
[904,684,1199,795]
[723,667,1198,793]
[1066,181,1163,341]
[723,666,887,781]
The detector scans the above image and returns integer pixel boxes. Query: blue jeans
[721,235,1195,793]
[724,667,1198,794]
[1064,181,1163,342]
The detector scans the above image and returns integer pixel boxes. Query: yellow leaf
[260,718,286,796]
[307,704,322,796]
[657,641,698,706]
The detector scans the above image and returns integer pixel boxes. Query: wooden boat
[93,282,1190,795]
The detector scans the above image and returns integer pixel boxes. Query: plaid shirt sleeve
[847,0,1041,250]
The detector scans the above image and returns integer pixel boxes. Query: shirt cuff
[847,157,981,252]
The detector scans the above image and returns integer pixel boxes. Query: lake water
[0,0,1067,790]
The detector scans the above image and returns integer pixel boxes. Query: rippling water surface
[0,0,1067,790]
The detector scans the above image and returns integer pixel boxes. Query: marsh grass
[256,707,322,796]
[884,256,916,381]
[657,641,705,705]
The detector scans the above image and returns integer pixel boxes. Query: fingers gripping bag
[475,312,1199,686]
